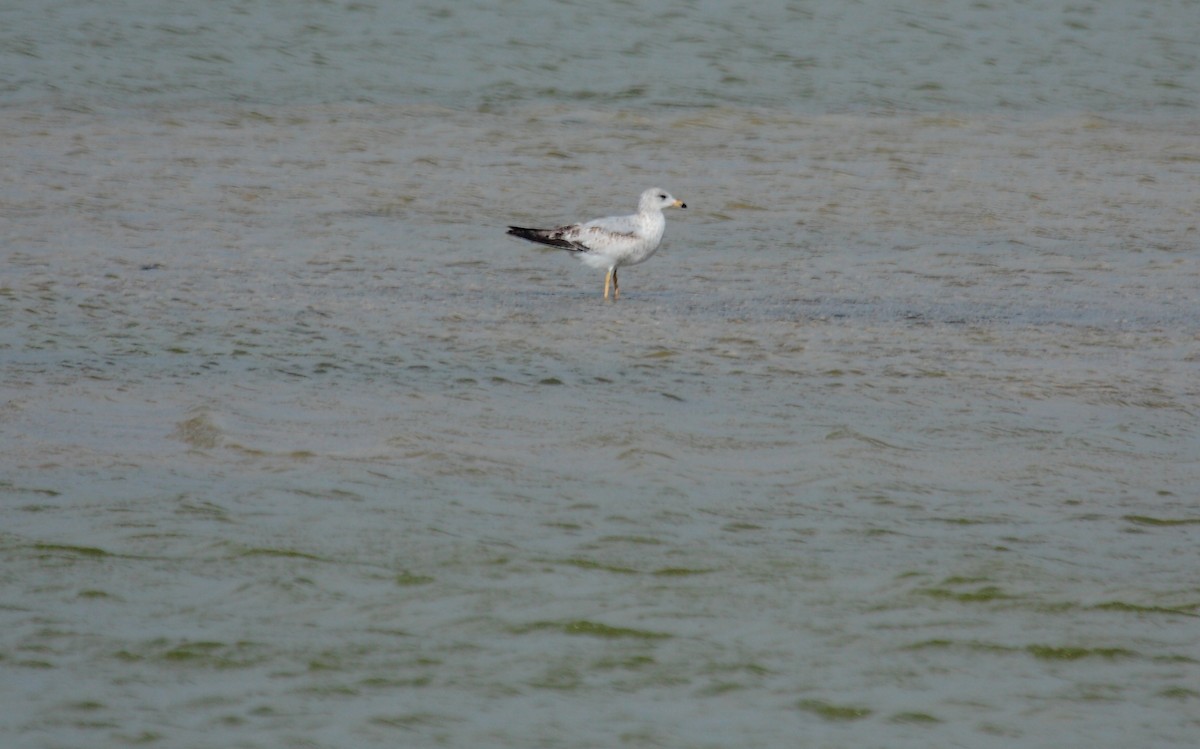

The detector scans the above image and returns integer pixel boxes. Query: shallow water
[3,2,1200,748]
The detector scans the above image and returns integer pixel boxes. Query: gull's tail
[507,226,587,252]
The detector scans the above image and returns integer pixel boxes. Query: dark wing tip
[507,225,583,251]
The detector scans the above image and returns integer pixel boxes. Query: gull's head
[640,187,687,213]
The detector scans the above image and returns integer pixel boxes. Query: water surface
[2,2,1199,748]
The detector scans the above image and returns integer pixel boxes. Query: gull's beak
[673,199,687,209]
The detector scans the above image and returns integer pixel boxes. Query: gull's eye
[658,194,667,200]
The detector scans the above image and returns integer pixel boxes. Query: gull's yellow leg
[603,269,612,299]
[612,268,620,300]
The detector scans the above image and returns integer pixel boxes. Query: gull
[507,187,686,299]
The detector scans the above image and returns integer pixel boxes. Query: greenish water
[2,2,1198,748]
